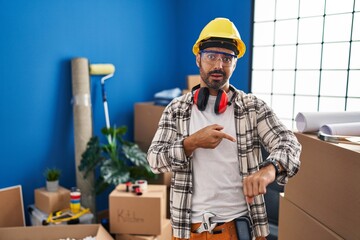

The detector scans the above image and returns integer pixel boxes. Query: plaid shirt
[147,85,301,239]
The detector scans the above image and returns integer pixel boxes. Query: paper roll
[319,122,360,136]
[71,57,96,214]
[295,111,360,133]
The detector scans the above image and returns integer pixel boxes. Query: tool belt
[191,221,237,239]
[234,216,253,240]
[191,216,253,239]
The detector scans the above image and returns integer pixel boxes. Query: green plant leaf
[101,159,130,186]
[122,144,149,168]
[129,166,156,180]
[43,167,61,181]
[101,126,127,137]
[78,125,155,195]
[78,137,105,178]
[94,176,110,195]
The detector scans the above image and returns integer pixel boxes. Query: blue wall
[0,0,252,225]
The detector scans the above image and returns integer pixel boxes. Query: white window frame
[251,0,360,130]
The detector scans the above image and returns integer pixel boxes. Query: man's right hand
[183,124,236,156]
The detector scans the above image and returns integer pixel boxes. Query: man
[147,17,301,240]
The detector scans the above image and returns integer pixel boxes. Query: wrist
[183,136,196,156]
[259,159,282,176]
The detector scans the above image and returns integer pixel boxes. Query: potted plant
[78,126,156,195]
[44,167,61,192]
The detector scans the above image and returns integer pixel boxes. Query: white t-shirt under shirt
[190,91,248,223]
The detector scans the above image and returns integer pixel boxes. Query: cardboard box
[148,179,172,219]
[186,75,200,90]
[97,208,110,223]
[284,133,360,240]
[134,102,165,153]
[279,195,343,240]
[109,184,167,235]
[0,224,114,240]
[34,186,71,214]
[0,185,25,227]
[28,204,94,226]
[134,102,172,187]
[115,219,171,240]
[116,234,154,240]
[182,89,190,95]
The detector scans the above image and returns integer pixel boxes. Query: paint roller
[89,64,115,129]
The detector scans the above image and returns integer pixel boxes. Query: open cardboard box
[0,185,114,240]
[0,224,114,240]
[0,185,25,227]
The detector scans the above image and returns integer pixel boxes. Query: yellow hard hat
[192,17,246,58]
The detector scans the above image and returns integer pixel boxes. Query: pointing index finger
[220,132,236,142]
[212,125,236,142]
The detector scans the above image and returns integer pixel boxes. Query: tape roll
[72,94,91,107]
[135,180,148,192]
[89,64,115,75]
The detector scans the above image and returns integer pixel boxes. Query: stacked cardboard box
[34,186,70,213]
[133,74,200,185]
[109,184,171,239]
[28,204,94,226]
[182,74,201,94]
[279,195,343,240]
[31,186,94,226]
[134,74,200,154]
[133,102,172,216]
[115,220,171,240]
[133,75,200,222]
[134,102,166,155]
[279,133,360,240]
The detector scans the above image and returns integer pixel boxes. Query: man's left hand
[243,165,276,204]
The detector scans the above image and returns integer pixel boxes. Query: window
[251,0,360,130]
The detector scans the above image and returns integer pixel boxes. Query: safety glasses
[200,50,237,67]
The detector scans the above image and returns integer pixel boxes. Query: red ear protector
[192,84,236,114]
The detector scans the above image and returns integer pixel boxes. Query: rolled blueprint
[71,57,95,214]
[295,111,360,133]
[319,122,360,136]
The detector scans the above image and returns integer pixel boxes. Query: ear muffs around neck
[192,85,230,114]
[193,87,209,111]
[214,90,228,114]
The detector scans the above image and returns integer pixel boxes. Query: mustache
[208,70,226,76]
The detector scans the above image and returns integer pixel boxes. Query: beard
[199,62,229,91]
